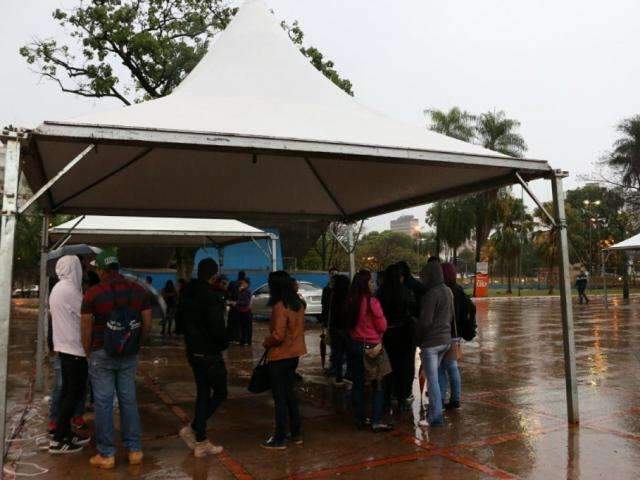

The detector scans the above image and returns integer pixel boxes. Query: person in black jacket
[396,261,425,401]
[178,259,228,458]
[378,264,417,410]
[439,262,476,410]
[328,274,351,384]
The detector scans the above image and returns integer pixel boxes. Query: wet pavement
[4,295,640,479]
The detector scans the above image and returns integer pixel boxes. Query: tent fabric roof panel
[49,215,273,248]
[22,0,553,222]
[605,233,640,251]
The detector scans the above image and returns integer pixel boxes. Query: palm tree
[607,115,640,190]
[472,111,528,263]
[489,194,532,293]
[424,107,476,141]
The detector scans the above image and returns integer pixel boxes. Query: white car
[251,281,323,317]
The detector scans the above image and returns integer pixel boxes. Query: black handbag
[248,350,271,393]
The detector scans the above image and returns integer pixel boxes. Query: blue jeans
[438,357,461,404]
[420,344,449,425]
[49,355,85,422]
[89,349,142,457]
[349,340,384,426]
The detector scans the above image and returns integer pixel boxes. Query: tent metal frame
[1,125,578,464]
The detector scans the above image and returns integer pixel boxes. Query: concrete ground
[4,295,640,479]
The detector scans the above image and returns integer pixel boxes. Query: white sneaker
[179,425,196,450]
[194,440,223,457]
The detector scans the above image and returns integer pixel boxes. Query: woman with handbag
[439,263,467,410]
[347,270,393,432]
[261,271,307,450]
[416,262,454,427]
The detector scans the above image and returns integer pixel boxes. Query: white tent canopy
[605,232,640,251]
[1,1,579,459]
[50,215,277,249]
[21,0,552,221]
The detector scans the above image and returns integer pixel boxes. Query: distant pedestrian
[439,263,476,410]
[82,249,152,469]
[48,256,90,454]
[236,277,253,346]
[261,271,307,450]
[347,270,392,432]
[174,278,187,335]
[377,264,417,411]
[161,280,178,335]
[576,267,589,304]
[328,274,351,385]
[145,276,153,286]
[178,259,228,457]
[416,261,453,427]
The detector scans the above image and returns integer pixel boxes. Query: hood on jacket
[420,262,444,290]
[55,255,83,292]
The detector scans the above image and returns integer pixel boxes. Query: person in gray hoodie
[415,261,453,426]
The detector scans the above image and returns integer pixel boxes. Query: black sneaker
[71,434,91,446]
[260,436,287,450]
[286,434,303,445]
[371,423,393,433]
[49,439,84,454]
[445,401,461,410]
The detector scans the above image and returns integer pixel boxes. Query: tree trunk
[506,263,512,294]
[622,253,630,299]
[453,246,458,266]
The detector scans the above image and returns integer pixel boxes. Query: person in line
[236,277,253,346]
[261,271,307,450]
[348,270,392,432]
[178,259,228,457]
[161,280,178,335]
[48,256,91,454]
[227,271,246,343]
[328,274,351,385]
[81,249,152,469]
[321,268,337,375]
[439,263,475,410]
[377,264,416,412]
[396,261,425,402]
[576,267,589,304]
[174,278,187,335]
[416,261,454,427]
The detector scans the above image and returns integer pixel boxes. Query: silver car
[251,281,323,317]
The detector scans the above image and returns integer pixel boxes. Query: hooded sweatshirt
[415,262,453,349]
[50,255,85,357]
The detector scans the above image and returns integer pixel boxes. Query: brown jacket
[263,301,307,362]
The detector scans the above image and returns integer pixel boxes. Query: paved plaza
[4,295,640,479]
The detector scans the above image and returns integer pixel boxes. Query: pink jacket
[349,296,387,344]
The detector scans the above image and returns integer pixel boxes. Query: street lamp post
[582,199,601,274]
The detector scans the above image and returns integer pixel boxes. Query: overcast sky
[2,0,638,232]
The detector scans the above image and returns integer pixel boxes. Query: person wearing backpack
[439,263,477,410]
[81,249,152,470]
[178,259,228,457]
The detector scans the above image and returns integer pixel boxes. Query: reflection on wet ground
[4,296,640,479]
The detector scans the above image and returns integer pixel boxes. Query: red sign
[474,273,490,297]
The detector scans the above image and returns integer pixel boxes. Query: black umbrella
[47,244,102,275]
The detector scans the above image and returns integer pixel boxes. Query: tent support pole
[19,145,95,214]
[50,215,85,251]
[347,224,356,279]
[271,236,278,272]
[551,171,580,424]
[0,133,22,462]
[35,214,50,392]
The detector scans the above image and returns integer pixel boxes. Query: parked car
[12,286,39,298]
[251,281,323,317]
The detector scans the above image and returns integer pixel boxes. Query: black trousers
[268,357,301,442]
[329,329,349,382]
[238,311,253,345]
[383,324,415,405]
[226,309,240,342]
[189,353,228,442]
[578,287,589,304]
[55,353,88,442]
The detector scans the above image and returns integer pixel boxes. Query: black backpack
[103,285,142,357]
[459,294,477,342]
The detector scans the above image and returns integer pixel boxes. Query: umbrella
[47,244,102,275]
[122,274,167,318]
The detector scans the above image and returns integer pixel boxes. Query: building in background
[390,214,419,236]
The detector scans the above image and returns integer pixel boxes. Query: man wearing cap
[81,248,152,469]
